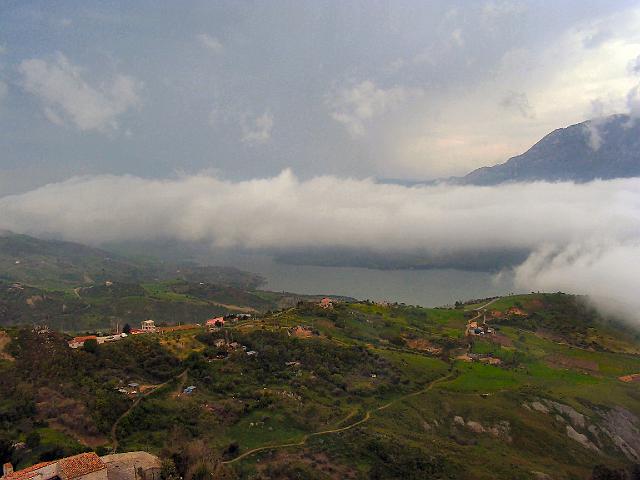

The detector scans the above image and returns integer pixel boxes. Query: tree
[0,435,14,465]
[83,339,98,353]
[123,324,132,335]
[160,459,180,480]
[26,431,41,449]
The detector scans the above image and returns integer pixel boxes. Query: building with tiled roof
[58,453,106,480]
[68,335,98,349]
[2,461,56,480]
[2,453,106,480]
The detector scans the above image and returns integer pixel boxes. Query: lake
[205,251,517,307]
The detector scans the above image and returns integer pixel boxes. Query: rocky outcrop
[524,399,640,461]
[451,416,512,442]
[566,425,600,452]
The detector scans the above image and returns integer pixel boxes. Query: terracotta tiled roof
[2,461,55,480]
[58,453,105,480]
[206,317,225,325]
[71,336,97,343]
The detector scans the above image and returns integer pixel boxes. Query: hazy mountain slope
[0,231,261,288]
[462,114,640,185]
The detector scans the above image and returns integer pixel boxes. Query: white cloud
[3,172,640,313]
[241,112,274,144]
[0,172,635,254]
[326,80,421,137]
[197,33,224,54]
[18,52,142,133]
[451,28,464,47]
[513,241,640,319]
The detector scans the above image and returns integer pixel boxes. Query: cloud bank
[0,172,638,314]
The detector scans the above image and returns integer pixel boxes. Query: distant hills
[0,231,262,289]
[460,114,640,185]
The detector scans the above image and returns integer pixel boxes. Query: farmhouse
[2,453,107,480]
[141,320,156,332]
[206,317,225,330]
[319,297,333,309]
[68,335,97,349]
[68,333,127,349]
[290,325,313,338]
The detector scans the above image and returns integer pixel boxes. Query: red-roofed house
[2,453,107,480]
[68,336,97,349]
[206,317,225,330]
[319,297,333,309]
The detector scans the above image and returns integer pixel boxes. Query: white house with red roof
[2,453,107,480]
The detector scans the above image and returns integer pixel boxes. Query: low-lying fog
[1,170,638,316]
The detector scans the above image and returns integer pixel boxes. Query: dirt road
[110,370,188,453]
[222,372,454,465]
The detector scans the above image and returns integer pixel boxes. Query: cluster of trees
[0,328,182,467]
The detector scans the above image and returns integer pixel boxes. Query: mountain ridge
[459,114,640,185]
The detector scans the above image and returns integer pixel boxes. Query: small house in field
[141,319,156,332]
[68,335,97,349]
[319,297,333,309]
[206,317,225,330]
[290,325,313,338]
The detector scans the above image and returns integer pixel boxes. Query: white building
[141,320,156,332]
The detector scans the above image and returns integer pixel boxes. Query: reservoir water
[206,252,517,307]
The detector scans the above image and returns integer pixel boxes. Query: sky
[1,0,640,194]
[1,1,640,317]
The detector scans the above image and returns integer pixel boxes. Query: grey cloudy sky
[1,0,640,194]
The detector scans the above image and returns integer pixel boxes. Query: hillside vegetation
[0,231,262,289]
[2,293,640,479]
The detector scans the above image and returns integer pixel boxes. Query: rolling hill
[2,293,640,479]
[0,231,262,289]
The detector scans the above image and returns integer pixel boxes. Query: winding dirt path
[222,372,454,465]
[110,370,188,453]
[465,297,500,336]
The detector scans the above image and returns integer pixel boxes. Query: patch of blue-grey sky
[0,0,639,194]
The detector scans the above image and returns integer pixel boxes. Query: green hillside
[0,231,262,289]
[2,293,640,479]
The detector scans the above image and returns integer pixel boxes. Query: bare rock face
[524,398,640,459]
[466,421,485,434]
[600,407,640,462]
[531,472,553,480]
[566,425,600,453]
[451,416,511,442]
[530,401,550,414]
[544,400,586,429]
[453,416,465,426]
